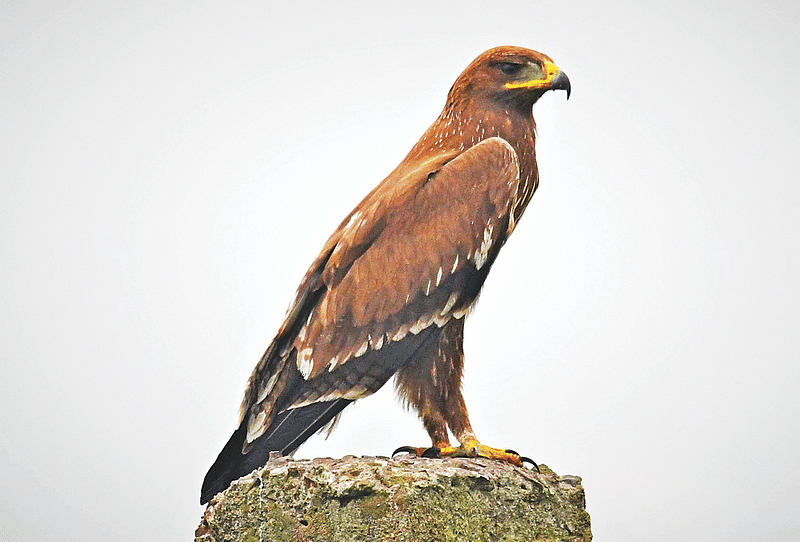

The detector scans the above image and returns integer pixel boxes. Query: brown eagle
[201,45,570,504]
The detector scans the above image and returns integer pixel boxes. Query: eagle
[201,45,570,504]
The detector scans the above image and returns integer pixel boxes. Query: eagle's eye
[498,62,524,76]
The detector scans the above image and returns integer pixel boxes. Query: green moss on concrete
[196,455,591,542]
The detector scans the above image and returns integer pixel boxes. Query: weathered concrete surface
[196,455,591,542]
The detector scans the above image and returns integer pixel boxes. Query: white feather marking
[297,348,314,379]
[436,266,443,286]
[246,410,267,443]
[453,300,475,319]
[293,385,372,407]
[344,210,362,233]
[441,292,459,316]
[327,354,341,372]
[343,385,370,399]
[373,333,385,350]
[289,398,313,409]
[392,324,410,342]
[474,223,494,270]
[290,392,349,409]
[411,313,437,335]
[297,386,365,407]
[343,348,354,365]
[257,373,279,403]
[409,317,427,335]
[426,279,432,296]
[452,254,459,274]
[355,340,369,358]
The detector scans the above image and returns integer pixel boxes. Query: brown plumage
[201,45,570,504]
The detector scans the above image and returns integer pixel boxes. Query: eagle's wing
[201,137,523,504]
[242,136,522,444]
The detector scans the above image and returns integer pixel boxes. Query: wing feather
[297,136,521,378]
[241,136,522,444]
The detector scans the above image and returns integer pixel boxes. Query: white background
[2,1,799,540]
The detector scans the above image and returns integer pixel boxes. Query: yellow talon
[393,440,537,471]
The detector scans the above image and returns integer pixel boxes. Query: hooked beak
[550,70,571,100]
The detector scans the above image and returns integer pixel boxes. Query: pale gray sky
[2,1,799,541]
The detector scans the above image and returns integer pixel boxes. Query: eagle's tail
[200,398,351,504]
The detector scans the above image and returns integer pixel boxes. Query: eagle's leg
[435,378,536,470]
[393,320,461,455]
[393,380,535,468]
[393,320,537,470]
[393,350,453,455]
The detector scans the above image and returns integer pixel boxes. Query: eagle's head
[449,46,571,109]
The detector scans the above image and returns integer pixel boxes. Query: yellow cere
[505,59,560,90]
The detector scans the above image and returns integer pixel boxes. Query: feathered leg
[394,319,465,448]
[394,319,536,469]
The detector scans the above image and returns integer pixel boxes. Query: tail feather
[200,398,351,504]
[201,327,442,504]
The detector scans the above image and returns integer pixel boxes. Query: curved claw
[392,445,443,459]
[392,446,421,457]
[421,446,441,458]
[502,448,539,472]
[519,456,540,473]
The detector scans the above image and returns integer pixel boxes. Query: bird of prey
[201,45,570,504]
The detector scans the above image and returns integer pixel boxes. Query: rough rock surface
[196,455,591,542]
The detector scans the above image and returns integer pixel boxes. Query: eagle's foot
[392,445,443,458]
[392,440,539,472]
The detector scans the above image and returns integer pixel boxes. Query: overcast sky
[2,1,799,541]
